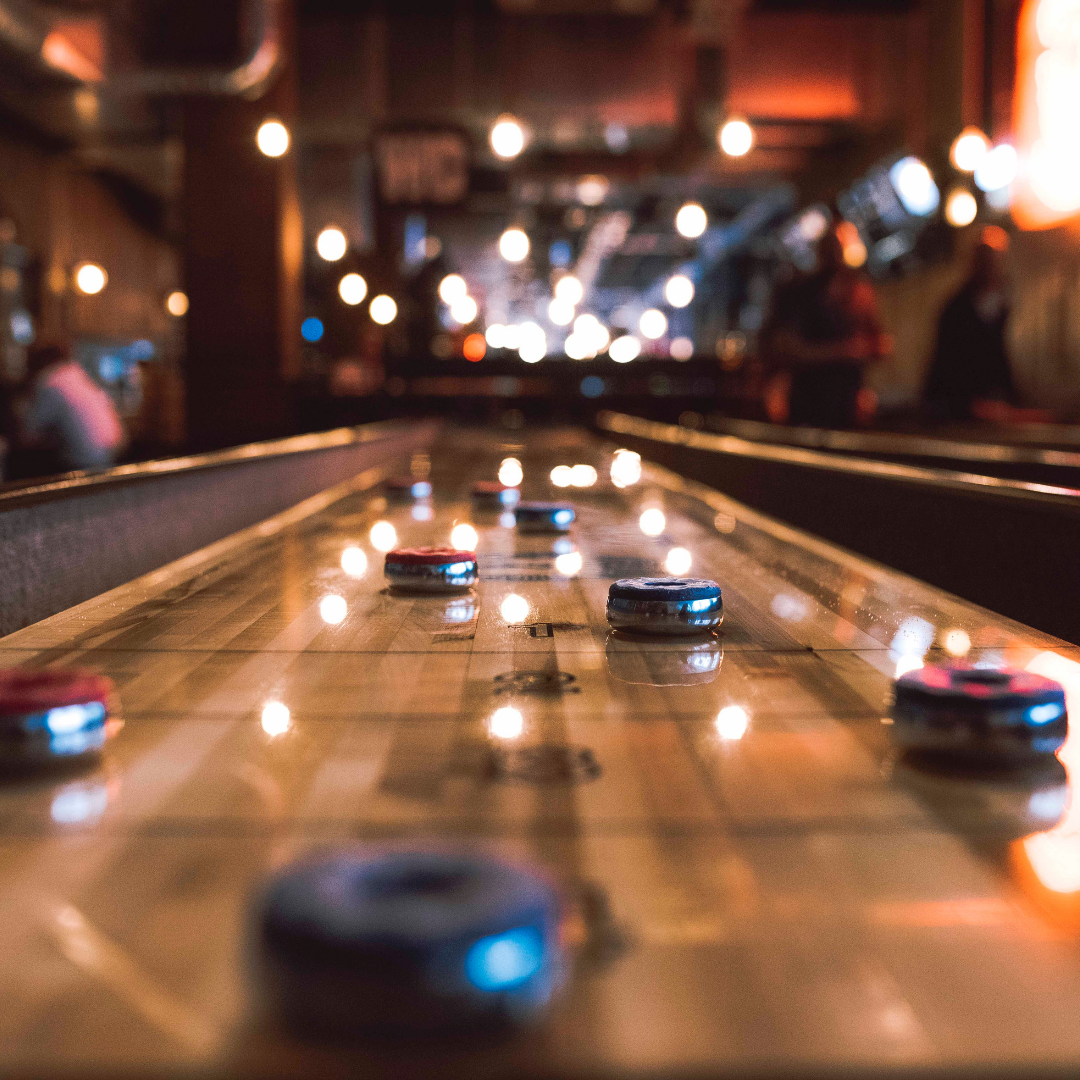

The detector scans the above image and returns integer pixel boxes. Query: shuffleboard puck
[515,502,574,533]
[258,847,564,1034]
[0,668,114,765]
[891,664,1067,762]
[384,547,477,593]
[606,578,722,636]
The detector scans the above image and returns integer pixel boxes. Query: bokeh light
[570,464,597,487]
[945,187,978,227]
[499,457,523,486]
[555,551,583,576]
[370,295,397,325]
[550,465,573,487]
[256,119,289,157]
[338,273,368,305]
[316,227,347,261]
[261,701,291,737]
[439,274,468,304]
[715,705,749,741]
[369,520,398,551]
[639,508,666,536]
[719,118,754,157]
[488,706,524,739]
[450,295,478,325]
[74,262,107,295]
[639,309,667,340]
[500,593,530,624]
[166,290,188,316]
[319,594,347,625]
[950,126,990,173]
[610,449,642,487]
[341,546,367,577]
[609,335,641,363]
[664,274,694,308]
[490,117,525,159]
[555,275,584,305]
[675,202,707,238]
[463,333,486,361]
[548,298,575,326]
[450,522,479,550]
[499,228,530,262]
[664,547,692,575]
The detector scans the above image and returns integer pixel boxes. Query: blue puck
[606,578,723,636]
[258,848,564,1034]
[891,664,1068,761]
[515,502,575,533]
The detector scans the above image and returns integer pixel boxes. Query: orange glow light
[463,333,486,361]
[1012,0,1080,231]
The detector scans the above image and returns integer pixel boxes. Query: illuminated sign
[1013,0,1080,229]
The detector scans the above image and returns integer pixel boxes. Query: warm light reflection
[611,449,642,487]
[450,295,478,325]
[500,594,530,624]
[675,202,707,239]
[369,520,398,552]
[438,274,468,304]
[664,275,694,308]
[256,119,289,157]
[490,117,525,160]
[555,551,583,576]
[639,508,666,537]
[639,309,667,340]
[261,701,291,736]
[942,628,971,657]
[548,298,574,326]
[719,118,754,157]
[555,275,583,305]
[498,458,523,487]
[715,705,749,741]
[341,546,368,577]
[166,290,188,316]
[488,706,524,739]
[894,655,925,678]
[951,126,990,172]
[550,465,573,487]
[316,227,347,261]
[320,595,347,625]
[664,547,692,575]
[945,187,979,228]
[370,295,397,325]
[338,273,368,305]
[499,228,530,263]
[570,464,597,487]
[450,523,479,551]
[608,335,640,363]
[74,262,107,295]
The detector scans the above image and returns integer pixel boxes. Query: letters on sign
[375,133,468,205]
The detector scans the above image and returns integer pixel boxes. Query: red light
[463,333,486,362]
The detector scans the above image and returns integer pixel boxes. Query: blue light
[465,927,545,991]
[549,240,572,268]
[580,376,605,398]
[98,355,124,383]
[301,317,325,343]
[446,562,470,575]
[129,339,155,361]
[1028,702,1064,725]
[411,481,433,498]
[553,510,573,525]
[10,310,34,344]
[689,598,714,612]
[46,702,106,735]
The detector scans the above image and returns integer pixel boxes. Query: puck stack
[515,502,575,534]
[384,547,477,593]
[891,664,1068,763]
[472,481,520,510]
[606,578,723,636]
[257,847,564,1034]
[0,668,114,766]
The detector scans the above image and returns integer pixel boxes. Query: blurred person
[923,230,1018,422]
[15,342,124,473]
[762,227,889,428]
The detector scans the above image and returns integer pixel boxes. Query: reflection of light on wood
[1011,652,1080,924]
[1013,0,1080,229]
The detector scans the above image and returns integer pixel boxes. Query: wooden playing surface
[3,426,1080,1079]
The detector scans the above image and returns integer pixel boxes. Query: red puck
[0,668,113,716]
[385,547,476,566]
